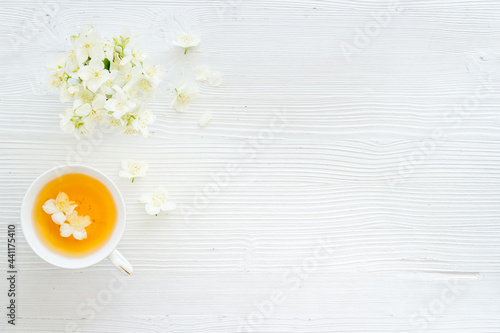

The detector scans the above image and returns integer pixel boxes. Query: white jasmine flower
[170,85,198,113]
[58,83,78,103]
[59,102,93,139]
[60,211,92,240]
[123,65,144,92]
[98,69,118,96]
[75,31,104,64]
[194,66,222,86]
[102,115,126,133]
[47,27,162,138]
[46,70,66,90]
[46,53,66,72]
[172,32,200,54]
[74,101,92,117]
[102,41,114,61]
[42,192,77,225]
[65,49,79,73]
[113,62,132,87]
[82,94,107,131]
[142,58,163,84]
[119,159,149,182]
[131,75,157,99]
[59,107,77,134]
[112,28,132,58]
[119,49,133,66]
[198,112,212,128]
[74,87,94,106]
[132,107,156,137]
[105,85,137,119]
[78,58,111,93]
[140,189,176,216]
[132,49,147,63]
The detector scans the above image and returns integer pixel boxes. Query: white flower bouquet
[46,26,162,138]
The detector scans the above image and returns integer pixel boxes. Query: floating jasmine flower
[140,189,176,216]
[60,211,92,240]
[119,159,149,182]
[171,85,198,113]
[172,32,200,54]
[42,192,77,225]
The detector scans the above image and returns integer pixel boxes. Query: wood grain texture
[1,0,500,332]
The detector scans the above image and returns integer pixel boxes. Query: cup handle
[108,249,133,276]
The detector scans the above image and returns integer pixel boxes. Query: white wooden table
[1,0,500,332]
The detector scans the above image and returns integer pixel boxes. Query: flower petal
[59,224,73,237]
[56,191,69,204]
[66,204,78,214]
[80,215,92,228]
[52,212,67,225]
[73,230,87,240]
[160,201,176,212]
[119,170,132,178]
[42,199,58,214]
[174,101,189,113]
[198,112,212,128]
[145,203,161,215]
[140,194,153,204]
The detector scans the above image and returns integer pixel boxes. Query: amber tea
[33,173,117,257]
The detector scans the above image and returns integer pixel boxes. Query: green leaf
[103,58,111,71]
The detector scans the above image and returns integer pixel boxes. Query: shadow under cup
[21,165,127,269]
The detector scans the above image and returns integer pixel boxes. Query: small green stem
[132,177,135,183]
[184,48,187,54]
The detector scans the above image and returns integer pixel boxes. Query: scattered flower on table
[140,189,177,216]
[119,159,149,182]
[42,192,77,224]
[59,211,92,240]
[171,85,199,113]
[172,32,200,54]
[46,25,163,138]
[194,66,222,87]
[198,112,212,128]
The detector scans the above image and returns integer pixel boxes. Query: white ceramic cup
[21,164,133,275]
